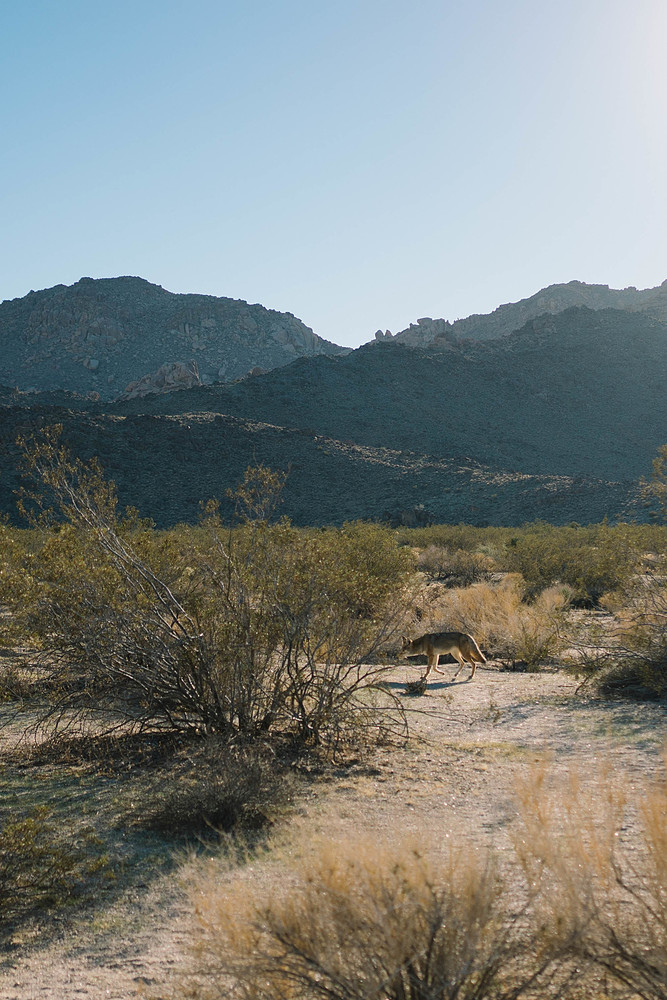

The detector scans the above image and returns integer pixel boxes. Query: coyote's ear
[400,635,408,644]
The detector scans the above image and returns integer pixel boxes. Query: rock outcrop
[122,361,202,399]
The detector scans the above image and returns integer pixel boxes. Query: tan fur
[399,631,486,682]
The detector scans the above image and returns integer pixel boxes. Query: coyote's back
[400,630,486,681]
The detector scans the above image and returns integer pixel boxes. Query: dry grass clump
[432,575,572,668]
[514,755,667,1000]
[404,677,428,696]
[183,836,559,1000]
[178,757,667,1000]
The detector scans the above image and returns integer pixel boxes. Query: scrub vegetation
[0,429,665,997]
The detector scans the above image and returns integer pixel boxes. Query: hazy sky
[2,1,666,347]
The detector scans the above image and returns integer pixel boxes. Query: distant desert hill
[391,278,667,346]
[1,279,665,529]
[0,276,345,399]
[111,306,667,484]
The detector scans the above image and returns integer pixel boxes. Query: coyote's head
[399,635,414,657]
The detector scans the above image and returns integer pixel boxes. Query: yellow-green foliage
[397,522,512,553]
[502,522,641,604]
[400,521,666,606]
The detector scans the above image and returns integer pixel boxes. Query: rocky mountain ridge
[1,277,664,528]
[0,276,345,400]
[389,278,667,346]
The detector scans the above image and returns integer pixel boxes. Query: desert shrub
[574,574,667,697]
[501,522,640,605]
[0,805,107,929]
[417,545,495,585]
[435,576,573,668]
[515,758,667,1000]
[397,523,512,553]
[125,741,292,838]
[183,836,563,1000]
[400,521,666,606]
[12,430,413,749]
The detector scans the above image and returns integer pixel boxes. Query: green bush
[11,431,413,749]
[397,523,511,552]
[0,806,107,929]
[501,522,640,604]
[417,545,495,585]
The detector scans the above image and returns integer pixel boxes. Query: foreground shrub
[184,837,563,1000]
[12,429,412,749]
[181,760,667,1000]
[515,757,667,1000]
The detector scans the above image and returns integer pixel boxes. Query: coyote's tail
[468,635,487,662]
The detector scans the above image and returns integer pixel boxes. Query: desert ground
[0,659,664,1000]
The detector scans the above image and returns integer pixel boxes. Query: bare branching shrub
[183,837,562,1000]
[12,428,413,748]
[126,740,293,837]
[514,756,667,1000]
[571,573,667,697]
[434,576,572,668]
[606,576,667,696]
[417,545,495,586]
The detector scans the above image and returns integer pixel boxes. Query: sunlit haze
[2,0,666,347]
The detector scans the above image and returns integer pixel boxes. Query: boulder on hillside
[122,361,201,399]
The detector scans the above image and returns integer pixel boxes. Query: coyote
[399,631,486,681]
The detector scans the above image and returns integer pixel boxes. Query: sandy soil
[0,663,665,999]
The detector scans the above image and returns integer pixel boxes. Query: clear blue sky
[2,0,666,347]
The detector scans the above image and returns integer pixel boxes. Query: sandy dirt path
[0,665,665,999]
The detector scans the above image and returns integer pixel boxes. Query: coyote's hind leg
[451,652,469,680]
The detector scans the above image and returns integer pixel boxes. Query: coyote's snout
[399,631,486,681]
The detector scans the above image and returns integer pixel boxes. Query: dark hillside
[0,407,639,528]
[112,308,667,482]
